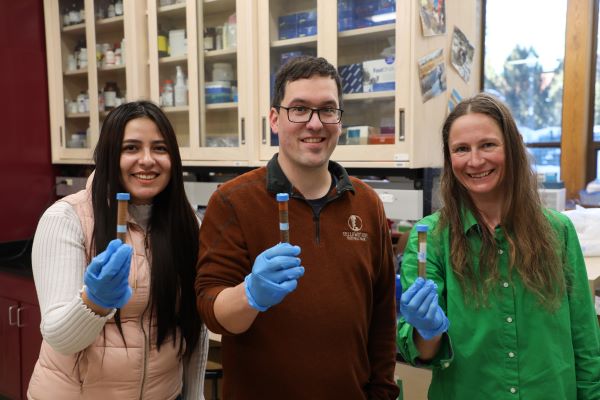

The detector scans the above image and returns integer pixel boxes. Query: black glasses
[276,105,343,124]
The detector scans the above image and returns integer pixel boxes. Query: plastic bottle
[69,1,80,25]
[78,47,88,69]
[107,2,116,18]
[158,25,169,58]
[174,66,187,106]
[104,81,119,110]
[98,90,105,112]
[114,43,122,65]
[162,80,174,107]
[115,0,123,16]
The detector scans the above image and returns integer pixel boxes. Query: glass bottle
[158,25,169,58]
[104,81,120,110]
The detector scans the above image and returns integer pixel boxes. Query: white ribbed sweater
[31,201,208,399]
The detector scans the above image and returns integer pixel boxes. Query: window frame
[482,0,599,199]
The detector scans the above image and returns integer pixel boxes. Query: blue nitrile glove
[244,242,305,311]
[84,239,133,309]
[400,277,449,340]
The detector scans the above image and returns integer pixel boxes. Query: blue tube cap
[116,192,130,201]
[416,224,428,232]
[276,193,289,202]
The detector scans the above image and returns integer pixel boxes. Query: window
[483,0,567,178]
[593,0,600,180]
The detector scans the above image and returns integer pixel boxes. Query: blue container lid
[116,192,130,201]
[416,224,428,232]
[276,193,289,202]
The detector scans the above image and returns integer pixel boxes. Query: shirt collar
[266,153,355,196]
[461,207,481,235]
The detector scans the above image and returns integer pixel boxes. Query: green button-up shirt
[397,208,600,399]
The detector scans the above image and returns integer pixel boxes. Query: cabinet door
[332,0,411,165]
[44,0,94,163]
[193,0,256,165]
[148,0,199,160]
[0,296,21,400]
[257,0,320,162]
[18,302,42,400]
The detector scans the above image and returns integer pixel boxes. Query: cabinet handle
[398,109,405,142]
[17,307,23,328]
[8,305,16,326]
[261,117,267,144]
[241,117,246,145]
[60,126,64,147]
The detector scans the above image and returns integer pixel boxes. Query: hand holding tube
[244,243,305,311]
[84,239,133,309]
[400,277,449,340]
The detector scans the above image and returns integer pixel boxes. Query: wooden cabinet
[45,0,481,168]
[44,0,148,164]
[257,0,482,168]
[0,273,42,400]
[146,0,258,166]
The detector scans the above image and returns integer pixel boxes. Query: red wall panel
[0,0,58,242]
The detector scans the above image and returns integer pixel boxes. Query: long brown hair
[439,92,564,309]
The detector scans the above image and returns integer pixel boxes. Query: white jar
[105,49,115,66]
[67,54,77,71]
[78,48,88,69]
[212,62,234,81]
[76,92,86,113]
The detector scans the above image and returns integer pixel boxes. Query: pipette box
[362,58,396,92]
[339,63,363,93]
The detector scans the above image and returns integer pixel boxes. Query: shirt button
[443,362,450,368]
[498,249,504,255]
[503,282,509,288]
[510,387,517,394]
[508,352,515,358]
[506,317,513,323]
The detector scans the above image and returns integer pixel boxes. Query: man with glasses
[195,56,399,399]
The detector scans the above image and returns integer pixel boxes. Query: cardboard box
[363,58,396,92]
[169,29,186,56]
[297,10,317,37]
[346,125,378,145]
[338,63,363,93]
[278,14,298,40]
[368,133,394,144]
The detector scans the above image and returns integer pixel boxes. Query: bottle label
[105,91,117,107]
[158,36,168,55]
[418,242,427,263]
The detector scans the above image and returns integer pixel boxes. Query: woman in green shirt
[397,92,600,399]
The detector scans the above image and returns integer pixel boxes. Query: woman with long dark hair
[28,101,207,399]
[397,93,600,399]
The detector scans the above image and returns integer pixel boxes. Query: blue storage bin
[278,14,298,40]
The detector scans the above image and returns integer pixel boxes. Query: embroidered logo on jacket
[343,215,368,241]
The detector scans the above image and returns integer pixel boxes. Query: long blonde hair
[439,93,564,309]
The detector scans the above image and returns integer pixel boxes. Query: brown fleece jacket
[195,155,399,400]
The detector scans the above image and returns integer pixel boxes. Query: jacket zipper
[138,311,149,399]
[292,190,343,245]
[138,232,150,400]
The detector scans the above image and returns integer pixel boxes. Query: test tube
[416,224,428,278]
[276,193,290,243]
[116,192,130,241]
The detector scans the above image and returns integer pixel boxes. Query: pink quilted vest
[28,183,183,399]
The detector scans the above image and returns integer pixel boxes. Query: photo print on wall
[450,27,475,82]
[419,0,446,36]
